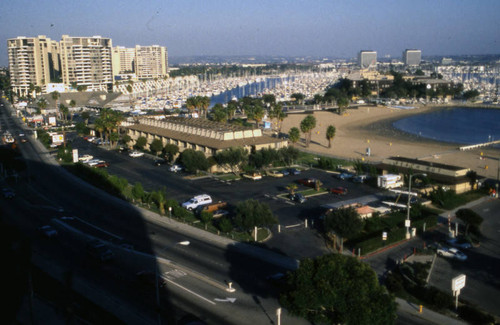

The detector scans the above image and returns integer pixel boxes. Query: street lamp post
[406,173,426,239]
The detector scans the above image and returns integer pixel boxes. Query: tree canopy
[179,149,209,173]
[324,207,364,239]
[456,208,483,236]
[288,127,300,146]
[299,115,316,147]
[326,125,336,148]
[234,199,277,232]
[280,254,396,325]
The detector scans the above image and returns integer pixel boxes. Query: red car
[297,178,319,188]
[330,187,348,195]
[93,161,110,168]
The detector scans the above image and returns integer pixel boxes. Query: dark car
[86,240,114,262]
[279,169,290,176]
[153,159,167,166]
[2,187,15,198]
[297,178,318,188]
[288,168,301,175]
[330,187,348,195]
[289,193,306,203]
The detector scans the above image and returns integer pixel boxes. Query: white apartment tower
[134,45,168,79]
[7,35,60,97]
[358,50,377,69]
[59,35,113,91]
[403,49,422,66]
[112,46,136,76]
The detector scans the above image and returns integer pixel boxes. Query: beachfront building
[59,35,113,92]
[7,36,60,97]
[346,70,394,96]
[112,46,136,76]
[358,50,377,69]
[378,156,473,194]
[403,49,422,66]
[134,45,168,79]
[123,117,287,171]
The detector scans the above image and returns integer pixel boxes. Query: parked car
[182,194,213,210]
[39,225,58,238]
[267,170,284,178]
[279,169,290,176]
[169,164,183,172]
[86,240,114,262]
[437,246,467,261]
[297,178,318,187]
[330,187,348,195]
[153,159,167,166]
[353,175,368,183]
[446,238,472,249]
[93,161,110,168]
[78,154,94,162]
[195,201,228,214]
[288,168,301,175]
[289,193,306,203]
[242,172,262,180]
[129,151,144,158]
[336,173,354,180]
[2,187,15,198]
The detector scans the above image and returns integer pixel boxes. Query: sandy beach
[281,105,500,180]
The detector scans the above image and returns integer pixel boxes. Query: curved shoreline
[281,104,500,179]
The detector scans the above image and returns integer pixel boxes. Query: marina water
[393,107,500,146]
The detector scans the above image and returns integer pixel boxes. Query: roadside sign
[382,232,387,241]
[405,219,411,228]
[452,274,466,291]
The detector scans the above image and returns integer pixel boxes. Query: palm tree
[69,100,76,122]
[59,104,69,122]
[326,125,336,148]
[51,91,60,111]
[186,96,199,115]
[34,86,42,98]
[286,183,298,196]
[37,97,47,114]
[337,96,349,115]
[199,96,211,118]
[300,115,316,147]
[288,127,300,146]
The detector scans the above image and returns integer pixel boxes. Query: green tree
[199,96,211,118]
[149,138,164,156]
[214,147,248,173]
[326,125,336,148]
[234,199,277,233]
[210,103,228,122]
[179,149,209,173]
[199,211,213,230]
[135,136,147,150]
[300,115,316,147]
[59,104,69,122]
[51,90,60,112]
[81,111,90,125]
[186,96,199,115]
[121,134,132,147]
[463,89,480,101]
[291,93,305,105]
[324,207,364,250]
[152,189,167,215]
[337,96,349,115]
[132,182,145,203]
[288,127,300,146]
[217,217,233,233]
[280,254,397,325]
[163,144,179,163]
[278,146,299,166]
[456,208,483,236]
[37,97,48,112]
[69,100,76,122]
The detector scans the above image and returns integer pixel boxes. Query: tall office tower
[112,46,136,76]
[7,35,60,97]
[59,35,113,91]
[134,45,168,79]
[358,50,377,69]
[403,49,422,66]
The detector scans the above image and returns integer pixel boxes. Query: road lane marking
[164,278,216,305]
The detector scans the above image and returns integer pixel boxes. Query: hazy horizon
[1,0,499,67]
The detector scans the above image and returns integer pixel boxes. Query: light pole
[406,173,426,239]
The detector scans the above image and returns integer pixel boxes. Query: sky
[1,0,499,66]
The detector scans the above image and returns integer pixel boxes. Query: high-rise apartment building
[358,50,377,69]
[7,35,60,97]
[112,46,135,76]
[403,49,422,66]
[59,35,113,91]
[134,45,168,79]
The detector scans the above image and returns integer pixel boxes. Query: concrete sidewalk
[396,298,467,325]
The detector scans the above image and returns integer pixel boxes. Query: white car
[169,164,183,172]
[84,159,101,166]
[39,225,58,238]
[182,194,212,210]
[437,246,467,261]
[78,154,93,161]
[129,151,144,158]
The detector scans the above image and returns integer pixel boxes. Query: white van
[182,194,213,210]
